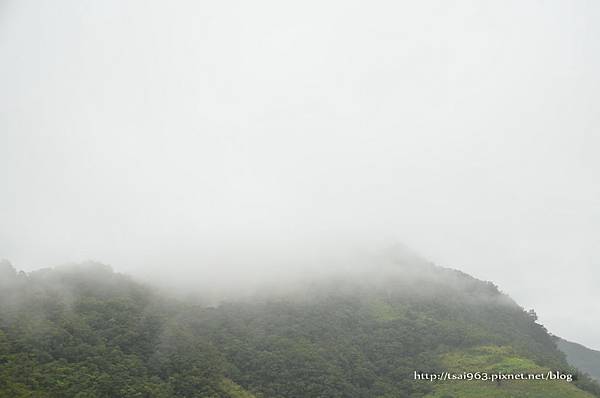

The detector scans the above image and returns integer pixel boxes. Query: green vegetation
[0,259,598,397]
[439,346,545,373]
[557,337,600,383]
[425,379,596,398]
[220,379,257,398]
[426,346,595,398]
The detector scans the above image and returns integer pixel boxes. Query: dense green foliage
[557,337,600,383]
[1,259,598,397]
[426,346,596,398]
[0,261,229,397]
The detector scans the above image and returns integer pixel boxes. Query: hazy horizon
[1,1,600,350]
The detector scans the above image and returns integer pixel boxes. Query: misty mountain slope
[0,261,233,398]
[190,265,599,398]
[557,338,600,383]
[1,259,599,398]
[425,346,595,398]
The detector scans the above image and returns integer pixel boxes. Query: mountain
[1,257,599,398]
[557,338,600,383]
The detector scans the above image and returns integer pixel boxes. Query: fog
[1,1,599,349]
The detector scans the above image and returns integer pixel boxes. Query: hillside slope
[557,338,600,383]
[0,258,598,398]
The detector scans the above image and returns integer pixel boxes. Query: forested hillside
[1,258,598,398]
[557,338,600,383]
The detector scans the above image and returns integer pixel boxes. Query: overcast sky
[1,0,599,348]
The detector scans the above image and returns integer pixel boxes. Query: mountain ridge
[1,257,598,397]
[557,337,600,383]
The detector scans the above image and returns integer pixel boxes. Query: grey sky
[1,1,599,348]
